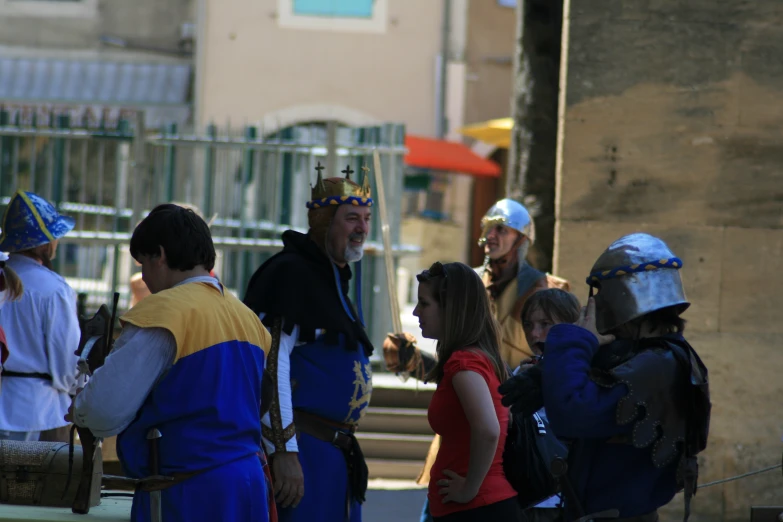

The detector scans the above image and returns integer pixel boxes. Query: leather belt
[1,370,53,380]
[293,410,356,451]
[103,470,203,493]
[137,469,202,493]
[136,453,255,492]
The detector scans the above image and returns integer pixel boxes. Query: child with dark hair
[72,203,273,522]
[502,289,582,418]
[516,288,581,522]
[520,289,581,357]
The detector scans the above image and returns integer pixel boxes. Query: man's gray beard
[345,245,364,263]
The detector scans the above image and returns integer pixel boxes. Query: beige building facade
[462,1,516,135]
[196,0,445,134]
[0,0,194,52]
[0,0,195,128]
[555,1,783,520]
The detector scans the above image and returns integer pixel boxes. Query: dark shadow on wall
[521,0,564,273]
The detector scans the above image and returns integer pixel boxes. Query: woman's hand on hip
[437,469,478,504]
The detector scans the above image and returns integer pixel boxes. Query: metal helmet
[587,233,689,333]
[477,198,535,247]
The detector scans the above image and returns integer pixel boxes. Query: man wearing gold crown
[243,163,374,522]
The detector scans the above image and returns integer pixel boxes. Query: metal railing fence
[0,110,417,350]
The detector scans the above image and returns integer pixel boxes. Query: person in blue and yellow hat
[0,190,81,442]
[243,162,374,522]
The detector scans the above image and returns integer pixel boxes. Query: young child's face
[523,307,557,354]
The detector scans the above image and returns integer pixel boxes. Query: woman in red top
[413,261,520,522]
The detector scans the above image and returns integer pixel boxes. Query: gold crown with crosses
[306,162,373,209]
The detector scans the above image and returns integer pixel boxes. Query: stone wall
[555,2,783,520]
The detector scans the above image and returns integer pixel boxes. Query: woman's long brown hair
[0,263,23,301]
[18,242,57,271]
[417,262,507,384]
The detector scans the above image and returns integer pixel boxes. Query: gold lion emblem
[344,361,372,423]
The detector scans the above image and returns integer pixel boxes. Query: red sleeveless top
[427,349,517,517]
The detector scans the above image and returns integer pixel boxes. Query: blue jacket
[541,324,680,518]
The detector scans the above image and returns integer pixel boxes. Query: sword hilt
[146,428,164,522]
[147,428,162,475]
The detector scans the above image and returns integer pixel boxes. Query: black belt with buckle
[293,410,356,450]
[293,409,368,511]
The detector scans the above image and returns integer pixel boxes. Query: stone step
[359,407,432,435]
[104,455,429,483]
[103,438,432,481]
[101,409,434,464]
[366,458,424,481]
[370,383,434,410]
[355,432,434,461]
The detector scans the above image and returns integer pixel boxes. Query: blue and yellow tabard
[117,281,271,522]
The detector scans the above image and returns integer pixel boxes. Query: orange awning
[404,135,501,178]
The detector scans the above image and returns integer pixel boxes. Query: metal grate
[0,112,417,356]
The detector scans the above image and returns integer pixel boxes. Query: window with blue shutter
[293,0,374,19]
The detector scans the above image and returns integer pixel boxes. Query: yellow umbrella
[457,117,513,148]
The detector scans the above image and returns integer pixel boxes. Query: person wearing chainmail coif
[383,198,570,522]
[243,163,374,522]
[0,191,81,443]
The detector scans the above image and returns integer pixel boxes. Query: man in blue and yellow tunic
[243,163,374,522]
[71,204,272,522]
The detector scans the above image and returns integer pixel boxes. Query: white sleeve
[44,286,83,394]
[73,325,176,438]
[258,312,298,455]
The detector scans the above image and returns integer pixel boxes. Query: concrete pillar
[555,1,783,520]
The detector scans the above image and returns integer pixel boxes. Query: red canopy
[404,135,501,178]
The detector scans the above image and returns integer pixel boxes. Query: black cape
[243,230,374,356]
